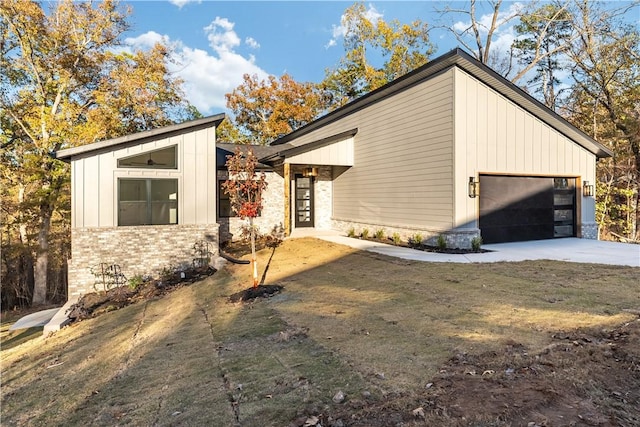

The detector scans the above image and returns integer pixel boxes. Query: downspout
[284,163,291,236]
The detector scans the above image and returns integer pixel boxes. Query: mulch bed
[229,284,284,303]
[66,266,216,322]
[352,236,491,254]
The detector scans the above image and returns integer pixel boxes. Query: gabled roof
[271,48,612,159]
[55,114,225,162]
[260,128,358,165]
[216,142,289,169]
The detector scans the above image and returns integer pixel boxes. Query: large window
[119,179,178,226]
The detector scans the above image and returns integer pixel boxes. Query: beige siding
[453,68,597,229]
[287,69,456,230]
[286,137,354,166]
[70,126,217,228]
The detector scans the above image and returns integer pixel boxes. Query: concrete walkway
[289,229,640,267]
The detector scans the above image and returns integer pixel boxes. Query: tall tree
[512,3,573,109]
[0,0,194,305]
[323,2,434,107]
[225,73,327,145]
[438,0,524,68]
[563,1,640,240]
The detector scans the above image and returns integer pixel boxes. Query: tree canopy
[0,0,196,307]
[322,2,435,107]
[223,73,327,145]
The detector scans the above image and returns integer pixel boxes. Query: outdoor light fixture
[583,181,594,197]
[468,176,479,198]
[303,167,318,177]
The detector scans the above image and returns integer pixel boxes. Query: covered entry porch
[261,129,356,236]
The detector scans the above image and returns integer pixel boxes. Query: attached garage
[479,175,576,244]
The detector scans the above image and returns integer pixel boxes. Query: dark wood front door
[295,175,314,227]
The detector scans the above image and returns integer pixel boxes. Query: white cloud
[205,17,241,54]
[168,0,201,9]
[125,22,268,115]
[245,37,260,49]
[326,4,383,49]
[124,31,169,49]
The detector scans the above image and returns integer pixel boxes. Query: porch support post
[284,163,291,236]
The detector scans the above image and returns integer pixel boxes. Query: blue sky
[121,1,638,116]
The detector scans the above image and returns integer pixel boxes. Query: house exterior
[55,114,224,298]
[255,48,612,248]
[55,48,612,300]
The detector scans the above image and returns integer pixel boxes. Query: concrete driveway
[297,231,640,267]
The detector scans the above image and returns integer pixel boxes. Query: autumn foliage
[221,148,268,288]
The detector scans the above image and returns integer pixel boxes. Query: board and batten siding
[453,67,597,230]
[70,126,217,228]
[285,68,456,230]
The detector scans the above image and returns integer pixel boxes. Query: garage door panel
[480,224,554,244]
[479,176,556,244]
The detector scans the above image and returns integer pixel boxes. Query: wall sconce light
[303,167,318,177]
[583,181,594,197]
[468,176,479,198]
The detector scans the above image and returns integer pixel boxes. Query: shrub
[391,232,401,245]
[409,233,423,248]
[266,223,285,248]
[361,228,370,239]
[128,274,144,291]
[471,236,483,252]
[347,227,356,238]
[437,234,447,250]
[374,228,385,239]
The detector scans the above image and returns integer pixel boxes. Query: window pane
[151,201,178,224]
[120,179,147,202]
[150,180,178,224]
[151,180,178,201]
[119,202,148,226]
[119,178,178,226]
[118,146,177,169]
[218,180,236,217]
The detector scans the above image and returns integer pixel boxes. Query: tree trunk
[32,203,52,305]
[249,217,258,288]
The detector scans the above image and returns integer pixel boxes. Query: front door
[295,175,314,227]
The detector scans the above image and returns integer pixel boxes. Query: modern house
[55,115,224,299]
[56,48,612,299]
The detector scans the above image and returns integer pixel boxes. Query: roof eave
[55,113,225,162]
[270,48,612,159]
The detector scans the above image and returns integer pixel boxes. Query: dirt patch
[303,319,640,427]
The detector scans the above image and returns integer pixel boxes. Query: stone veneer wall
[68,224,219,297]
[312,167,332,230]
[332,219,480,249]
[218,170,285,242]
[581,222,599,240]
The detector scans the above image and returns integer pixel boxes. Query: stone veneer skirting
[68,224,219,297]
[581,222,599,240]
[332,219,480,249]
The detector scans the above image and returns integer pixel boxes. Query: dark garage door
[479,175,575,244]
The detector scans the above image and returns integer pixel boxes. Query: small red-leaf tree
[222,147,268,288]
